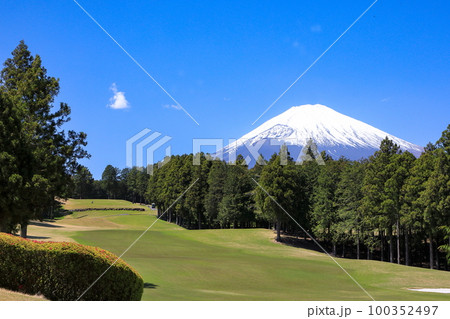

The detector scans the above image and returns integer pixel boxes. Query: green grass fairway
[35,199,450,300]
[62,199,149,210]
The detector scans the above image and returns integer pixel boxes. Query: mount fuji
[216,104,423,165]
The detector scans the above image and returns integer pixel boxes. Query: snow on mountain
[216,104,423,165]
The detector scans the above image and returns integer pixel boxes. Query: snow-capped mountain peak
[217,104,423,165]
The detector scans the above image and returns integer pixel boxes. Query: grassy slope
[56,199,450,301]
[62,199,147,210]
[0,288,46,301]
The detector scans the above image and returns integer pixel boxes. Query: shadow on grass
[278,234,324,254]
[29,221,63,228]
[144,283,158,289]
[27,235,50,240]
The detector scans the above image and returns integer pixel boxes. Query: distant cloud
[292,40,300,48]
[108,83,130,109]
[164,104,182,111]
[381,97,391,103]
[310,24,322,33]
[224,97,231,101]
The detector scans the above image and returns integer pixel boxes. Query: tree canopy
[0,41,88,235]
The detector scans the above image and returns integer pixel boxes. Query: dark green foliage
[440,226,450,263]
[255,147,306,241]
[101,165,120,199]
[0,233,143,300]
[217,155,254,228]
[0,41,88,233]
[72,165,94,199]
[335,160,367,258]
[204,159,227,227]
[122,167,149,203]
[310,156,348,254]
[184,153,211,229]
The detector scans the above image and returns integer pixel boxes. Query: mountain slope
[217,104,423,165]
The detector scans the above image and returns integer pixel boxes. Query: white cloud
[310,24,322,33]
[108,83,130,109]
[381,97,391,103]
[163,104,182,111]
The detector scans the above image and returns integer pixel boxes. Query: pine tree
[0,41,88,235]
[311,156,348,255]
[335,160,366,259]
[204,159,227,227]
[0,90,21,232]
[217,155,254,228]
[385,151,416,264]
[418,126,450,268]
[255,146,302,241]
[361,138,401,262]
[185,153,211,229]
[101,165,120,199]
[72,166,94,199]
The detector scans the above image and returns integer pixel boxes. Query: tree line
[76,128,450,270]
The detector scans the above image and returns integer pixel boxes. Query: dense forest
[73,127,450,271]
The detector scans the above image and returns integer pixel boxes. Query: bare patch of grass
[0,288,46,301]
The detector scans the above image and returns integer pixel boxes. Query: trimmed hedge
[0,233,143,300]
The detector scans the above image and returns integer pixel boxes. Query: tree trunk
[436,249,440,270]
[389,227,394,263]
[341,244,345,258]
[276,218,281,242]
[356,232,360,260]
[198,212,201,229]
[405,230,410,266]
[446,237,450,271]
[380,230,384,261]
[429,234,434,269]
[367,246,370,260]
[396,220,401,264]
[20,223,28,238]
[332,243,336,256]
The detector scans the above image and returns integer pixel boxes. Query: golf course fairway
[28,199,450,301]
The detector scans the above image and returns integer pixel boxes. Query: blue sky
[1,0,449,178]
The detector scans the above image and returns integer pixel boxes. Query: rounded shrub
[0,233,143,300]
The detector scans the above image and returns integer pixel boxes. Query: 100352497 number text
[368,305,438,316]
